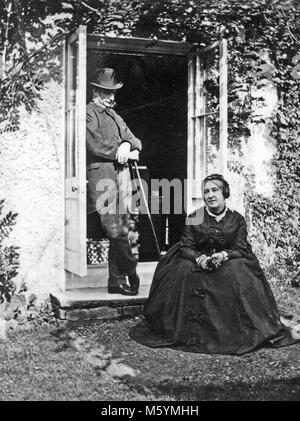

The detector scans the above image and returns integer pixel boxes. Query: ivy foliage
[0,200,19,304]
[0,0,299,279]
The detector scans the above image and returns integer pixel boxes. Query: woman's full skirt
[129,244,297,355]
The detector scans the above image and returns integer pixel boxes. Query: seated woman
[129,174,298,355]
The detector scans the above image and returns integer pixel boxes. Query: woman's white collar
[205,205,228,221]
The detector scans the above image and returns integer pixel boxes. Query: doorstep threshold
[50,285,150,310]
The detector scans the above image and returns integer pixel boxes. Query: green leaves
[291,62,300,79]
[0,200,19,306]
[0,211,18,241]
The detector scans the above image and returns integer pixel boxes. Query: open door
[64,25,87,277]
[187,39,228,215]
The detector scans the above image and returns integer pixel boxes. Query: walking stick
[130,160,161,259]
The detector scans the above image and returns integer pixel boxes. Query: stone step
[65,261,157,290]
[50,285,150,320]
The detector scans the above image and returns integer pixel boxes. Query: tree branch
[27,32,65,62]
[1,1,12,79]
[279,5,300,46]
[6,31,65,78]
[12,0,28,54]
[81,1,103,18]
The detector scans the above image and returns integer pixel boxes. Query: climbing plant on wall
[133,1,300,280]
[0,0,144,131]
[0,200,19,305]
[0,0,299,279]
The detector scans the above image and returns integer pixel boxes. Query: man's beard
[107,100,116,108]
[101,99,116,108]
[93,97,116,108]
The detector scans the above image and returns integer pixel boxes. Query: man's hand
[116,142,131,165]
[129,150,139,161]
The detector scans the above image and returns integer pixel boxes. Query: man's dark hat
[90,68,123,90]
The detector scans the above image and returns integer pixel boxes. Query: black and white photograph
[0,0,299,404]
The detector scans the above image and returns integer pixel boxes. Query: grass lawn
[0,314,299,401]
[0,323,171,401]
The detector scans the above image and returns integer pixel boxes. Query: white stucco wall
[207,77,278,216]
[0,80,64,298]
[247,80,278,196]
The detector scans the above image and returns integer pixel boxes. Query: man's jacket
[86,101,142,166]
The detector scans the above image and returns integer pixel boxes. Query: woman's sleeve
[224,216,250,259]
[179,223,202,262]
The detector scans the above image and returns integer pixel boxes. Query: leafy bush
[26,296,58,327]
[0,199,19,306]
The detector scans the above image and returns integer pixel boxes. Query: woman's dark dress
[129,208,298,355]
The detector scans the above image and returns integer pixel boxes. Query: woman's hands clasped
[211,252,225,269]
[196,251,228,272]
[196,255,214,271]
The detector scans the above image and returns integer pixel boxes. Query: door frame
[63,25,87,277]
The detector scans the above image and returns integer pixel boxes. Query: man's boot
[107,270,134,295]
[128,271,140,296]
[108,239,136,296]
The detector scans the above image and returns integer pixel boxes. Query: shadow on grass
[127,376,300,401]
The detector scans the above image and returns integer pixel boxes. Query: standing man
[86,68,141,296]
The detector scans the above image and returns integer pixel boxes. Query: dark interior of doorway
[86,50,187,262]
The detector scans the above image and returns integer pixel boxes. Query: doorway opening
[86,51,187,262]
